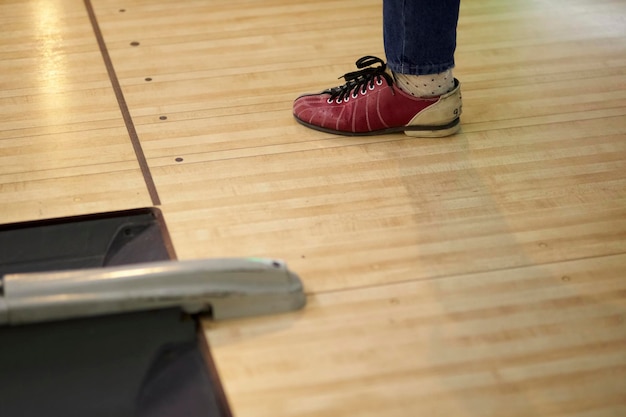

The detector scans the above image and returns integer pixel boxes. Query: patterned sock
[393,69,455,98]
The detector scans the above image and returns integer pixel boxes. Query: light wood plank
[151,115,626,292]
[206,254,626,417]
[0,0,152,223]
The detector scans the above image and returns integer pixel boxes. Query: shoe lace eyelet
[327,98,333,104]
[368,83,375,90]
[361,88,367,95]
[352,92,358,99]
[376,79,383,86]
[344,96,349,103]
[336,98,342,104]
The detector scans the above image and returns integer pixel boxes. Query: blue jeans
[383,0,461,75]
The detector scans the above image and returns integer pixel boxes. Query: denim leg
[383,0,461,75]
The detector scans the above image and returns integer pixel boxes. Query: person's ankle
[393,69,455,98]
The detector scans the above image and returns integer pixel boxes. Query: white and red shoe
[293,56,462,137]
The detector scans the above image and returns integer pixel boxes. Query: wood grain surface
[1,0,625,416]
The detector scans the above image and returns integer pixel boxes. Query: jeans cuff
[387,60,455,75]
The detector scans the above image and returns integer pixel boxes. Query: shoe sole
[293,116,461,138]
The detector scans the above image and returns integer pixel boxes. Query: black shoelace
[325,56,395,103]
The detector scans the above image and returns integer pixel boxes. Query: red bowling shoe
[293,56,462,137]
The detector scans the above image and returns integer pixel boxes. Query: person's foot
[293,56,462,137]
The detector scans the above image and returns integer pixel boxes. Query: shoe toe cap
[293,94,340,126]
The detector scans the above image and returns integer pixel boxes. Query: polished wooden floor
[2,0,626,416]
